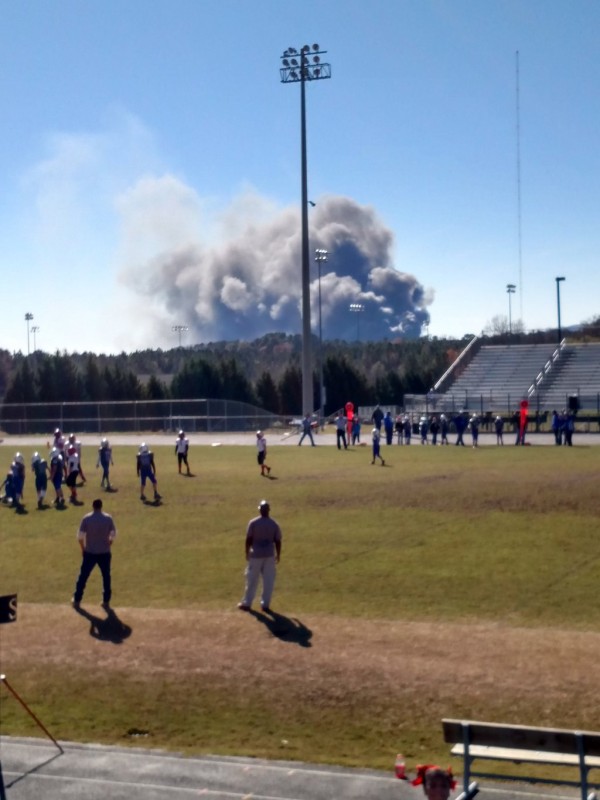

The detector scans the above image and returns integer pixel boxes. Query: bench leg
[461,722,472,793]
[576,732,587,800]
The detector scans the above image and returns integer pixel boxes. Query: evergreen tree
[171,358,223,399]
[255,371,279,413]
[145,374,170,400]
[3,360,38,404]
[277,364,302,415]
[219,358,256,403]
[83,355,107,401]
[322,356,369,414]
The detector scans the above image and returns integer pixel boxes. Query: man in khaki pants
[238,500,281,614]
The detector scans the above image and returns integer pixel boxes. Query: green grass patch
[1,440,599,771]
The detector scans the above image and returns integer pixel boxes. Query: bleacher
[445,344,558,406]
[536,342,600,410]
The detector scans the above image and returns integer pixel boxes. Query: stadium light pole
[315,248,328,425]
[31,325,40,352]
[506,284,516,335]
[349,303,365,341]
[555,276,565,344]
[280,44,331,415]
[24,313,33,355]
[172,325,189,348]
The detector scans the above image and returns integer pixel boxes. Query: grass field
[1,439,599,773]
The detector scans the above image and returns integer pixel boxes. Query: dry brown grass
[3,602,599,770]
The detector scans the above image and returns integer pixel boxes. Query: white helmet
[256,430,262,437]
[54,427,61,436]
[139,443,149,454]
[31,452,41,466]
[50,447,60,460]
[178,430,185,438]
[68,433,76,443]
[14,452,24,465]
[101,437,109,448]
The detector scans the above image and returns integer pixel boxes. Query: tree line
[0,338,455,416]
[2,319,598,416]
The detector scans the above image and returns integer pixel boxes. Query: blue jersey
[98,447,112,467]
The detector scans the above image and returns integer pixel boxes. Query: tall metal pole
[515,51,524,323]
[506,284,516,335]
[31,325,40,351]
[280,45,331,416]
[315,249,328,425]
[349,303,364,341]
[24,313,33,355]
[171,325,188,348]
[299,72,312,415]
[556,276,565,343]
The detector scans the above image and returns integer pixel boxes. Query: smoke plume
[118,183,433,343]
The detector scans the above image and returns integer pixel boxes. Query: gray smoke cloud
[119,187,433,343]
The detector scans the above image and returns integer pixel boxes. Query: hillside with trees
[1,317,599,416]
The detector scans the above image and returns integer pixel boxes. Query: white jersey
[66,446,80,473]
[175,437,189,454]
[53,434,66,453]
[256,435,267,454]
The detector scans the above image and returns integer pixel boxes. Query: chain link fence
[0,399,288,436]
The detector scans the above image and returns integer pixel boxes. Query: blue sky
[1,0,598,355]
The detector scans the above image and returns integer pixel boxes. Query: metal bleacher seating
[535,342,600,410]
[445,344,558,406]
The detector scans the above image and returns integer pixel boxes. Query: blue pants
[74,551,112,603]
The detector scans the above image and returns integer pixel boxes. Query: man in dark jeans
[72,498,116,610]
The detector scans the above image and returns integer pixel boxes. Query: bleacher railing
[406,391,600,416]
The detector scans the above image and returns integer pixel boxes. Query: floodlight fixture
[31,325,40,351]
[24,312,34,355]
[171,324,189,348]
[349,302,365,342]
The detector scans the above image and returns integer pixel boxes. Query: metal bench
[443,718,600,800]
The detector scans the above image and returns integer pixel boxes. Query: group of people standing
[0,428,87,512]
[1,428,198,512]
[550,409,576,446]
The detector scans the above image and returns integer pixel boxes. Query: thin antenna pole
[515,50,524,323]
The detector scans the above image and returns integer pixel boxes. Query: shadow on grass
[250,609,312,648]
[74,606,132,644]
[142,497,163,507]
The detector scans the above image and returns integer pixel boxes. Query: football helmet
[31,452,41,466]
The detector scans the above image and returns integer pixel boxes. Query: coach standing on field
[72,498,116,610]
[238,500,282,614]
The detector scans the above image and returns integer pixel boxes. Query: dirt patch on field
[4,604,599,726]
